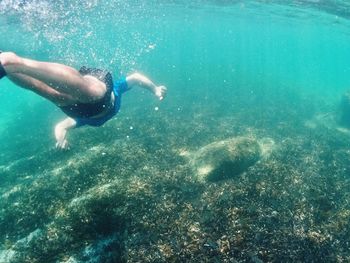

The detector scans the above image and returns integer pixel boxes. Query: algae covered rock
[339,91,350,128]
[186,137,263,182]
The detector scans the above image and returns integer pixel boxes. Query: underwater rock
[0,249,16,263]
[0,228,43,263]
[61,234,123,263]
[185,137,267,182]
[339,91,350,128]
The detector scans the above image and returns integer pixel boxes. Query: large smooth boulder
[187,137,263,182]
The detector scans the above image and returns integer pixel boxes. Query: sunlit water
[1,1,350,120]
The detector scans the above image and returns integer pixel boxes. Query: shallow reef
[1,87,350,262]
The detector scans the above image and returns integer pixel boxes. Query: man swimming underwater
[0,51,167,149]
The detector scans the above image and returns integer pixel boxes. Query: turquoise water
[1,1,350,262]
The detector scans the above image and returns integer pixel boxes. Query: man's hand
[55,138,69,150]
[155,85,167,100]
[54,117,76,150]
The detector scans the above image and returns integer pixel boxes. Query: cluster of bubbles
[0,0,163,73]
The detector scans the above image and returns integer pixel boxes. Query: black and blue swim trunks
[59,67,129,127]
[74,77,128,127]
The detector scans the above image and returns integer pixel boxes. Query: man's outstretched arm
[126,73,167,100]
[54,117,77,150]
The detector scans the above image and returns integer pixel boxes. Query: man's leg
[8,73,76,106]
[0,57,6,79]
[0,52,106,102]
